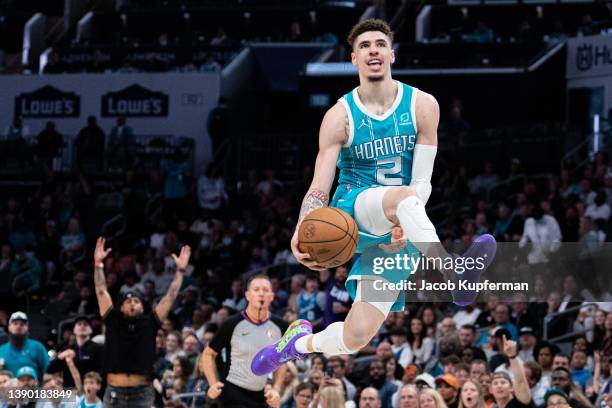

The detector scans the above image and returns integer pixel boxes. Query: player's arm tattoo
[94,265,107,292]
[298,189,329,223]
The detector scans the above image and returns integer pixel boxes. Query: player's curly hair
[347,19,394,49]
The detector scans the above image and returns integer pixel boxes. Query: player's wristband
[94,262,104,269]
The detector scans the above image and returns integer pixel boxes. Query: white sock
[396,195,443,257]
[295,335,311,354]
[300,322,356,355]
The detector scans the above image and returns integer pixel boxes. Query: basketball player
[252,19,496,376]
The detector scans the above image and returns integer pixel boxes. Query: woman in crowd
[458,379,485,408]
[419,388,448,408]
[409,318,434,367]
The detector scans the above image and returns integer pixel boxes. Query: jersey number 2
[376,156,402,185]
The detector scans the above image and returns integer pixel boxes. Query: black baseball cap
[73,315,92,327]
[119,290,145,306]
[519,326,536,337]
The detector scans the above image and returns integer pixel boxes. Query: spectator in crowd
[409,317,434,366]
[517,327,537,363]
[367,359,397,408]
[470,360,489,380]
[291,382,314,408]
[0,312,49,383]
[569,349,592,391]
[359,386,381,408]
[518,202,562,264]
[37,121,64,169]
[93,238,189,407]
[436,374,460,408]
[297,273,325,332]
[458,324,478,349]
[550,367,593,408]
[107,115,136,171]
[419,388,447,408]
[396,384,418,408]
[4,116,30,141]
[523,360,548,405]
[389,327,414,369]
[327,356,357,401]
[75,116,105,172]
[469,162,499,196]
[197,164,228,214]
[47,315,102,388]
[458,379,485,408]
[321,266,352,327]
[76,371,103,407]
[534,342,558,384]
[488,335,532,408]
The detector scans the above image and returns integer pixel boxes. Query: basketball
[298,207,359,268]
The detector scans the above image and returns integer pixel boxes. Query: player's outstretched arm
[291,102,347,270]
[93,237,113,317]
[155,245,190,321]
[409,90,440,205]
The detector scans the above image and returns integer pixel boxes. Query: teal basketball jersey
[337,80,418,188]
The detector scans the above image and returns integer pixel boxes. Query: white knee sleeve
[396,195,440,255]
[355,187,395,235]
[311,322,357,355]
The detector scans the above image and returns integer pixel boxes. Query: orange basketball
[298,207,359,268]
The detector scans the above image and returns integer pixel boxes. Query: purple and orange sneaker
[251,319,312,376]
[450,234,497,306]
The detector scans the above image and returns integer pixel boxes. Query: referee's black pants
[219,381,267,408]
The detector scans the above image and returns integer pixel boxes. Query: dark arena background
[0,0,611,407]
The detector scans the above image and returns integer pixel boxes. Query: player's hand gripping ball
[298,207,358,268]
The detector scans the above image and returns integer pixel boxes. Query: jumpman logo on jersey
[358,118,371,130]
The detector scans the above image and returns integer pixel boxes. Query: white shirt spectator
[585,202,611,221]
[532,375,550,405]
[518,215,562,264]
[391,342,415,369]
[197,175,228,210]
[453,307,481,327]
[412,337,435,365]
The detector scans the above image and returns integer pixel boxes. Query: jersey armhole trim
[411,87,419,135]
[338,97,354,148]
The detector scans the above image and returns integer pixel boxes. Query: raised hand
[171,245,191,271]
[94,237,112,265]
[502,334,518,357]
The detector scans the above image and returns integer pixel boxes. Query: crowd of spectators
[0,101,611,407]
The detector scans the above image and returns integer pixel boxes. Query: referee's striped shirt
[209,311,288,391]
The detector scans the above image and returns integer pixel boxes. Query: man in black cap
[93,237,191,407]
[48,315,103,388]
[517,327,537,363]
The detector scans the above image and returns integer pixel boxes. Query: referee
[200,274,287,408]
[93,237,191,407]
